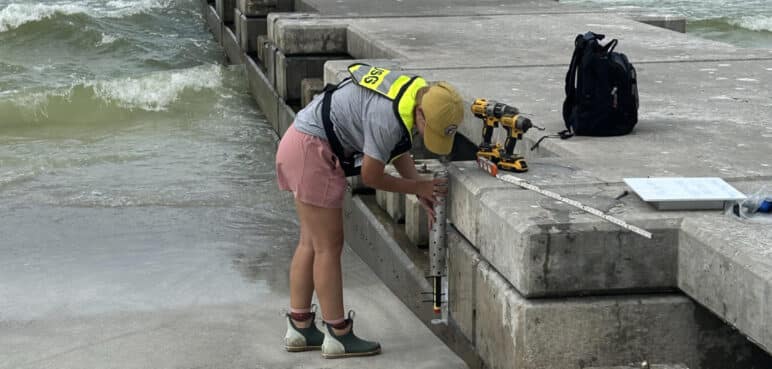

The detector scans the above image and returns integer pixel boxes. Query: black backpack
[562,32,639,136]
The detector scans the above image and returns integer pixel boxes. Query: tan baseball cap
[420,82,465,155]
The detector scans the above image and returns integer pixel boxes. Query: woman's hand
[416,178,447,225]
[415,178,448,202]
[419,195,436,224]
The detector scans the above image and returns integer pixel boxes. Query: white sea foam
[729,15,772,32]
[0,3,87,32]
[12,88,71,119]
[89,65,222,111]
[0,0,169,32]
[5,65,222,117]
[98,33,118,46]
[0,170,38,188]
[103,0,170,16]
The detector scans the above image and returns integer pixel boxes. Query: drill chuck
[471,98,519,119]
[489,101,519,118]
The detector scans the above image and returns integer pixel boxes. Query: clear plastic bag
[727,185,772,223]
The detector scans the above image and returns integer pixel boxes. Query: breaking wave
[88,64,222,111]
[727,15,772,33]
[0,64,223,124]
[0,0,171,32]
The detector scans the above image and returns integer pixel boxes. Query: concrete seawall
[198,0,772,368]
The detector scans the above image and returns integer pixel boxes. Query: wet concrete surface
[0,202,466,369]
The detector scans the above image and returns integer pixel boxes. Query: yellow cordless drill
[471,98,542,172]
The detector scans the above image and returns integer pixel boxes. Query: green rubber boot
[283,308,324,352]
[321,311,382,359]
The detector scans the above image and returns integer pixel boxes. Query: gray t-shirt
[293,81,406,164]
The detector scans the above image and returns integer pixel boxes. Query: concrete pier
[0,206,465,369]
[197,0,772,367]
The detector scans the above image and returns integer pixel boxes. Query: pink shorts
[276,125,347,208]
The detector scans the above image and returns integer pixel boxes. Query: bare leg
[289,203,315,327]
[293,200,346,333]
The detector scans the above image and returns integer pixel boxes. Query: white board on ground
[624,177,747,210]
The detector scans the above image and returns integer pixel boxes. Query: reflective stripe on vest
[348,63,427,138]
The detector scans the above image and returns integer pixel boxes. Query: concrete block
[322,59,400,85]
[215,0,235,24]
[475,179,681,297]
[289,0,578,17]
[446,161,685,297]
[343,193,487,369]
[242,0,290,14]
[277,0,292,11]
[447,228,480,342]
[238,0,277,16]
[347,24,399,59]
[256,35,268,62]
[277,99,295,137]
[273,18,348,55]
[385,193,405,223]
[276,52,346,102]
[405,194,428,247]
[634,15,687,33]
[205,5,222,44]
[262,41,278,87]
[343,194,436,322]
[447,162,511,247]
[343,13,769,70]
[376,188,388,210]
[383,165,405,222]
[222,25,243,64]
[267,12,317,43]
[323,59,354,84]
[403,160,444,246]
[300,78,323,107]
[234,8,243,47]
[678,215,772,354]
[413,158,445,173]
[588,365,689,369]
[474,259,769,369]
[245,55,279,131]
[377,160,442,227]
[235,9,267,54]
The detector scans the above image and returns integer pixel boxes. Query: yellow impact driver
[499,113,538,172]
[471,98,543,173]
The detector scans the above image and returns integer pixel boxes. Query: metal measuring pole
[429,168,448,314]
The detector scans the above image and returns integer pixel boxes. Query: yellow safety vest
[347,63,427,146]
[321,64,426,176]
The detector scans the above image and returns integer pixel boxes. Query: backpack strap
[564,34,583,98]
[320,80,360,177]
[603,39,618,54]
[562,34,586,133]
[530,129,575,151]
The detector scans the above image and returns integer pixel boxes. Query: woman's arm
[360,154,445,202]
[391,153,420,181]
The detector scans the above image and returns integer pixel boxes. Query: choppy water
[0,0,297,319]
[561,0,772,48]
